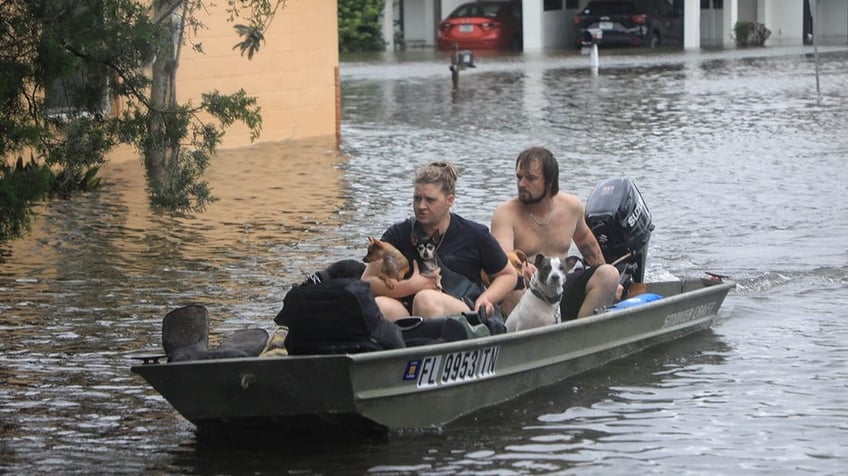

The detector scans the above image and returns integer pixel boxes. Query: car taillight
[439,23,451,31]
[632,14,647,25]
[573,15,584,26]
[481,21,501,30]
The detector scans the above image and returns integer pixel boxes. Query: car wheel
[649,31,660,48]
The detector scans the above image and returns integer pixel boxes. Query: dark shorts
[560,266,599,321]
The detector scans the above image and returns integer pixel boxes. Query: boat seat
[162,305,269,362]
[162,305,209,360]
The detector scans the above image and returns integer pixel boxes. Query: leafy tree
[0,159,52,243]
[0,0,285,243]
[338,0,386,53]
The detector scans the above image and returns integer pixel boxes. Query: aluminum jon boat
[131,177,734,433]
[131,276,734,433]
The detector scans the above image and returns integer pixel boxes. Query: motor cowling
[585,177,653,283]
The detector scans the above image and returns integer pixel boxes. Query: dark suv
[574,0,683,48]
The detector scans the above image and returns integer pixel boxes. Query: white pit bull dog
[505,254,567,332]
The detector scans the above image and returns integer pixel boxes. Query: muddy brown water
[2,45,847,474]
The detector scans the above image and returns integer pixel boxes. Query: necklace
[414,217,448,251]
[524,204,553,227]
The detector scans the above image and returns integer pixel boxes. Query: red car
[438,1,523,51]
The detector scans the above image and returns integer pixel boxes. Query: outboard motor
[584,178,653,283]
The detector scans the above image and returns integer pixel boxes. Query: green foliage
[148,145,218,212]
[226,1,287,58]
[0,159,52,242]
[203,90,263,142]
[338,0,386,53]
[44,117,112,197]
[733,21,771,47]
[136,89,261,212]
[233,23,266,59]
[0,0,286,243]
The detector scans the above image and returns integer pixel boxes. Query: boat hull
[131,278,734,432]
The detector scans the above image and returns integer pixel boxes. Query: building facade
[178,0,340,149]
[385,0,848,51]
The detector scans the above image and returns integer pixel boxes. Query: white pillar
[684,0,701,49]
[382,1,395,49]
[522,0,544,52]
[723,0,738,47]
[757,0,766,24]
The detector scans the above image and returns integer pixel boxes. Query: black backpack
[274,278,405,355]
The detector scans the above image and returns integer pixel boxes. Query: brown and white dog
[482,249,529,288]
[363,237,410,290]
[505,254,567,332]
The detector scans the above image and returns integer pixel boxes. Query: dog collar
[531,287,562,305]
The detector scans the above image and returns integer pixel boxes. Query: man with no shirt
[491,146,620,319]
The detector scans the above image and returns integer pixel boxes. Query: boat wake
[729,264,847,296]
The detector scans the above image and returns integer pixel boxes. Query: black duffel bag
[274,278,405,355]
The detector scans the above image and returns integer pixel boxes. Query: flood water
[2,45,848,474]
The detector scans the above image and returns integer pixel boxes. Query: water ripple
[2,48,848,474]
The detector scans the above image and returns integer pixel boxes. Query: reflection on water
[1,138,355,473]
[2,46,848,473]
[501,333,730,472]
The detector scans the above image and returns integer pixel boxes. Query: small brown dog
[363,237,410,290]
[482,249,529,288]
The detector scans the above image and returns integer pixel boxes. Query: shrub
[734,21,771,47]
[338,0,386,52]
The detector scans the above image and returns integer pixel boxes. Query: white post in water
[590,43,599,75]
[808,0,821,100]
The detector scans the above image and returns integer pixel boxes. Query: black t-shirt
[381,213,508,289]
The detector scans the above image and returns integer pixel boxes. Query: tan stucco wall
[176,0,340,149]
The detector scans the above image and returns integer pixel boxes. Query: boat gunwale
[130,278,735,371]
